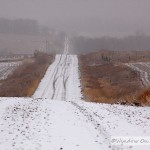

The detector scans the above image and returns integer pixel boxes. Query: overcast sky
[0,0,150,37]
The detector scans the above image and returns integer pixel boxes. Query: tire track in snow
[33,54,82,101]
[52,55,69,100]
[40,55,62,98]
[70,101,127,150]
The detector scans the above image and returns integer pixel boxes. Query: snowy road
[0,55,150,150]
[33,55,82,101]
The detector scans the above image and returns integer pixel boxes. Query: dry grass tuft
[138,90,150,106]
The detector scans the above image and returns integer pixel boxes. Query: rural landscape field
[0,0,150,150]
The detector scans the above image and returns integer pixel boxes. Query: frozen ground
[0,55,150,150]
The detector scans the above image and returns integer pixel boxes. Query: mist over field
[0,0,150,54]
[0,0,150,37]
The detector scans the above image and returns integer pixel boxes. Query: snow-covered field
[126,62,150,87]
[0,61,21,80]
[0,56,24,61]
[0,55,150,150]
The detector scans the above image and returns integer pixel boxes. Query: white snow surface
[0,55,150,150]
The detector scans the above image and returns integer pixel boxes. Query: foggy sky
[0,0,150,37]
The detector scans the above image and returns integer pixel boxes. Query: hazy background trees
[1,17,150,55]
[0,18,49,36]
[0,18,66,54]
[71,35,150,54]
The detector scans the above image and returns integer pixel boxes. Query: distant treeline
[71,35,150,53]
[0,18,49,35]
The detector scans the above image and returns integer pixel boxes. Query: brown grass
[79,54,142,105]
[0,52,54,97]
